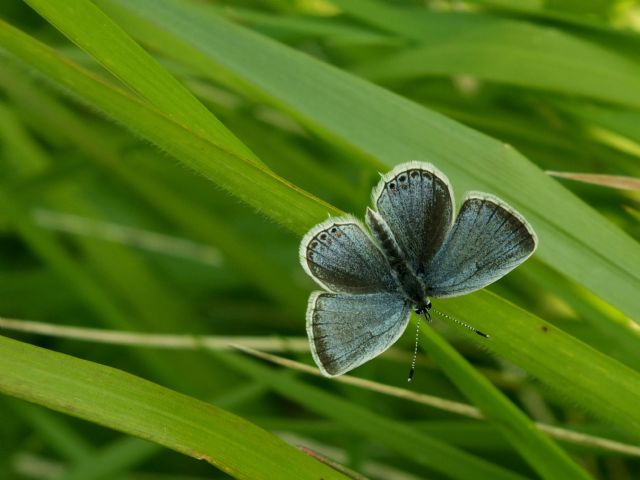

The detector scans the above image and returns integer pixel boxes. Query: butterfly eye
[410,171,419,178]
[320,233,327,240]
[398,175,407,182]
[331,228,337,233]
[426,299,432,309]
[388,182,396,190]
[311,241,318,248]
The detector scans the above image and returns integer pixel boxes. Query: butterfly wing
[424,193,537,298]
[307,291,411,376]
[300,216,397,294]
[372,162,454,275]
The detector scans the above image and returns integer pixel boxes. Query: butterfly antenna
[407,315,422,382]
[432,308,489,338]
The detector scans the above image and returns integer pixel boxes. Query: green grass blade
[0,19,339,234]
[3,6,640,445]
[354,12,640,110]
[95,0,640,322]
[418,321,590,479]
[435,290,640,440]
[0,64,305,311]
[22,0,260,166]
[215,350,527,480]
[0,334,349,480]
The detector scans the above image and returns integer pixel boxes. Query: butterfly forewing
[373,162,454,275]
[424,193,538,297]
[307,291,411,376]
[300,216,397,294]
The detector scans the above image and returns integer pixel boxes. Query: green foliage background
[0,0,639,479]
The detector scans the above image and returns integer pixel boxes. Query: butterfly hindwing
[372,162,454,275]
[300,216,397,294]
[424,193,538,298]
[307,291,411,376]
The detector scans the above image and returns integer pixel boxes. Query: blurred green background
[1,0,640,479]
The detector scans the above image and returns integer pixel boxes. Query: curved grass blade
[0,19,339,235]
[0,334,349,480]
[416,320,591,480]
[436,290,640,441]
[3,9,640,448]
[546,171,640,191]
[336,0,640,109]
[214,350,528,480]
[21,0,261,167]
[95,0,640,322]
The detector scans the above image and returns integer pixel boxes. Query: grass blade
[417,321,590,479]
[21,0,260,165]
[0,334,350,480]
[337,0,640,109]
[0,19,339,234]
[214,350,528,480]
[546,171,640,191]
[95,0,640,322]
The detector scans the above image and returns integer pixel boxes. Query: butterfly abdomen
[366,208,426,305]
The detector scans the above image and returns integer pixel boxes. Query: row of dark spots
[310,227,343,249]
[388,170,430,193]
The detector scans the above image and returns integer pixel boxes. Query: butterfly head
[414,298,432,321]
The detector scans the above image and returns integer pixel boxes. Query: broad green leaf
[0,334,349,480]
[96,0,640,322]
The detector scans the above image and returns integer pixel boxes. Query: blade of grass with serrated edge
[95,0,640,323]
[0,19,339,234]
[0,334,349,480]
[21,0,261,167]
[3,13,640,444]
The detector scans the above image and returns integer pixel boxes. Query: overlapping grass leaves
[96,0,640,322]
[1,0,639,477]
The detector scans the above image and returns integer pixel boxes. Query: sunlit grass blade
[95,0,640,322]
[0,19,339,234]
[0,62,306,310]
[0,334,349,480]
[546,171,640,191]
[4,318,640,459]
[21,0,261,166]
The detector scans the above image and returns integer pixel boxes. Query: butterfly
[299,161,537,377]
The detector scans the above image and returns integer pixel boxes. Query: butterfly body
[366,207,429,310]
[300,161,537,377]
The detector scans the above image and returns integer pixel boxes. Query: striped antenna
[407,316,421,382]
[431,309,489,338]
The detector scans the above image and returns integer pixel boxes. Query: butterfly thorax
[366,208,427,307]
